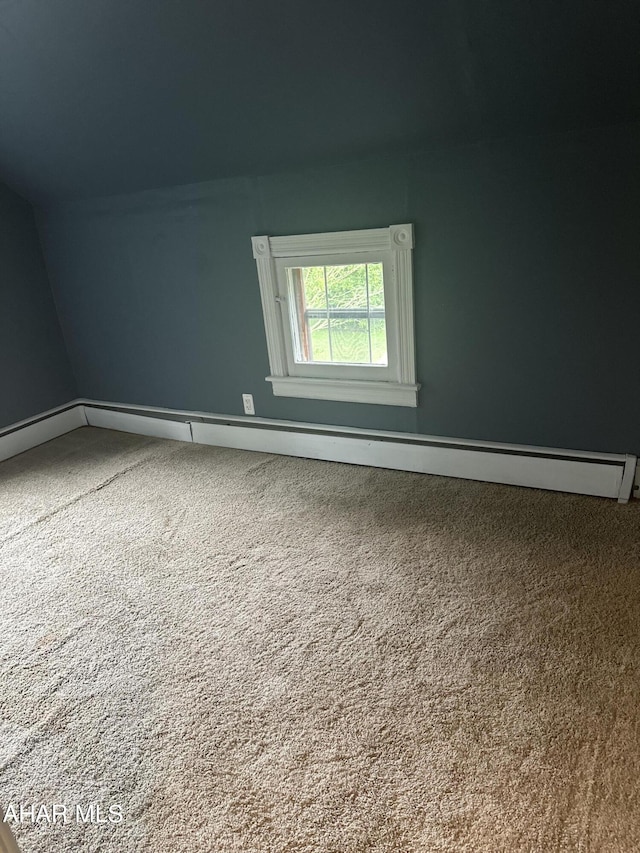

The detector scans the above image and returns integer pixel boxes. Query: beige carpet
[0,427,639,852]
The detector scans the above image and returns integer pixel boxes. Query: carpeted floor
[1,426,639,852]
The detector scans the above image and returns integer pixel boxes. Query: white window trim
[251,224,419,407]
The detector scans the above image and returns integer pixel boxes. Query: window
[252,224,418,406]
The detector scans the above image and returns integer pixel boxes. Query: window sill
[266,376,419,407]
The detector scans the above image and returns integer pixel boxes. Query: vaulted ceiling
[1,0,638,202]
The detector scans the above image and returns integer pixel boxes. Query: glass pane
[367,263,384,309]
[300,266,326,309]
[326,264,367,312]
[308,318,331,362]
[369,318,388,365]
[330,318,371,364]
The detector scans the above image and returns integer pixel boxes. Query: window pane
[308,318,331,362]
[367,263,384,309]
[286,261,388,366]
[369,318,388,365]
[330,318,371,364]
[300,266,326,309]
[326,264,367,311]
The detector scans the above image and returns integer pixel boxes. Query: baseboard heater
[0,403,87,464]
[81,402,636,503]
[0,401,636,503]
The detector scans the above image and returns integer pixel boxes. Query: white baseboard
[0,399,637,503]
[83,406,191,441]
[190,421,634,502]
[0,404,87,463]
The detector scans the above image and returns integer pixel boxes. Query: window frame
[251,224,419,407]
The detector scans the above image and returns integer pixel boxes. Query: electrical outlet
[242,394,255,416]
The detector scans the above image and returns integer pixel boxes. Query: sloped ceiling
[0,0,638,202]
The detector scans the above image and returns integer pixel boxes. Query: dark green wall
[39,123,640,453]
[0,182,76,429]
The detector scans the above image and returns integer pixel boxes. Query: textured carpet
[1,426,639,852]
